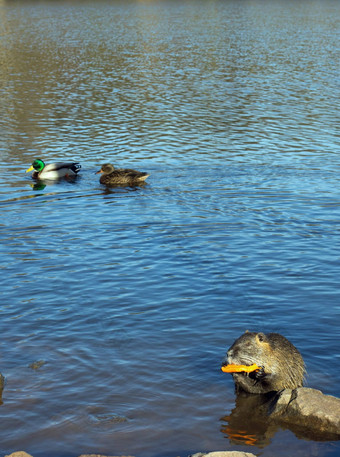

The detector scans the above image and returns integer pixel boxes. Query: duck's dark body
[96,163,149,185]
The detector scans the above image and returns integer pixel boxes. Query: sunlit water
[0,1,339,456]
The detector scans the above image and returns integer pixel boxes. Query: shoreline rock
[270,387,340,438]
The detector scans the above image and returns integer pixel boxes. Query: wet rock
[190,452,256,457]
[78,455,134,457]
[270,387,340,438]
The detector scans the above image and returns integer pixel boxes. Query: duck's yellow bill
[221,363,260,373]
[26,166,34,173]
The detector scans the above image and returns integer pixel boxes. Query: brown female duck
[96,163,149,186]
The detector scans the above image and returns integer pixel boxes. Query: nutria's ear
[245,329,249,333]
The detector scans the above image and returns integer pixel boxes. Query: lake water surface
[0,1,339,456]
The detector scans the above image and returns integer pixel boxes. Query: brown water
[0,1,339,456]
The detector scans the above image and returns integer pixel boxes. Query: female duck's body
[96,163,149,186]
[26,159,81,179]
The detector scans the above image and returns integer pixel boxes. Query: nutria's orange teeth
[221,363,261,373]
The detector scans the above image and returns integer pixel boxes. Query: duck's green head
[26,159,45,173]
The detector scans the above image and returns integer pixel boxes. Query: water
[0,0,339,456]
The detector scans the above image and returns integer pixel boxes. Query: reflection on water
[0,1,340,457]
[220,393,277,448]
[30,182,47,191]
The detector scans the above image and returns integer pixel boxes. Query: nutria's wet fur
[225,332,306,394]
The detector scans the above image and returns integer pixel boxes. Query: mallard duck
[96,163,149,185]
[26,159,81,179]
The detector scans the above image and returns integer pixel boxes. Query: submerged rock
[29,360,47,370]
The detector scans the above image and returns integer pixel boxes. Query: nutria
[223,331,306,394]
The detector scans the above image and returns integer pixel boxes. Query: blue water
[0,1,339,456]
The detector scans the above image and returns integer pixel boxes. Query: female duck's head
[96,163,115,175]
[26,159,45,173]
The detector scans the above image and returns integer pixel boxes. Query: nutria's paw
[250,366,266,382]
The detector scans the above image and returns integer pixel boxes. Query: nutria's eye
[257,333,265,343]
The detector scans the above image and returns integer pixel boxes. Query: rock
[29,360,47,370]
[270,387,340,438]
[0,373,4,405]
[78,455,134,457]
[5,452,34,457]
[190,452,256,457]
